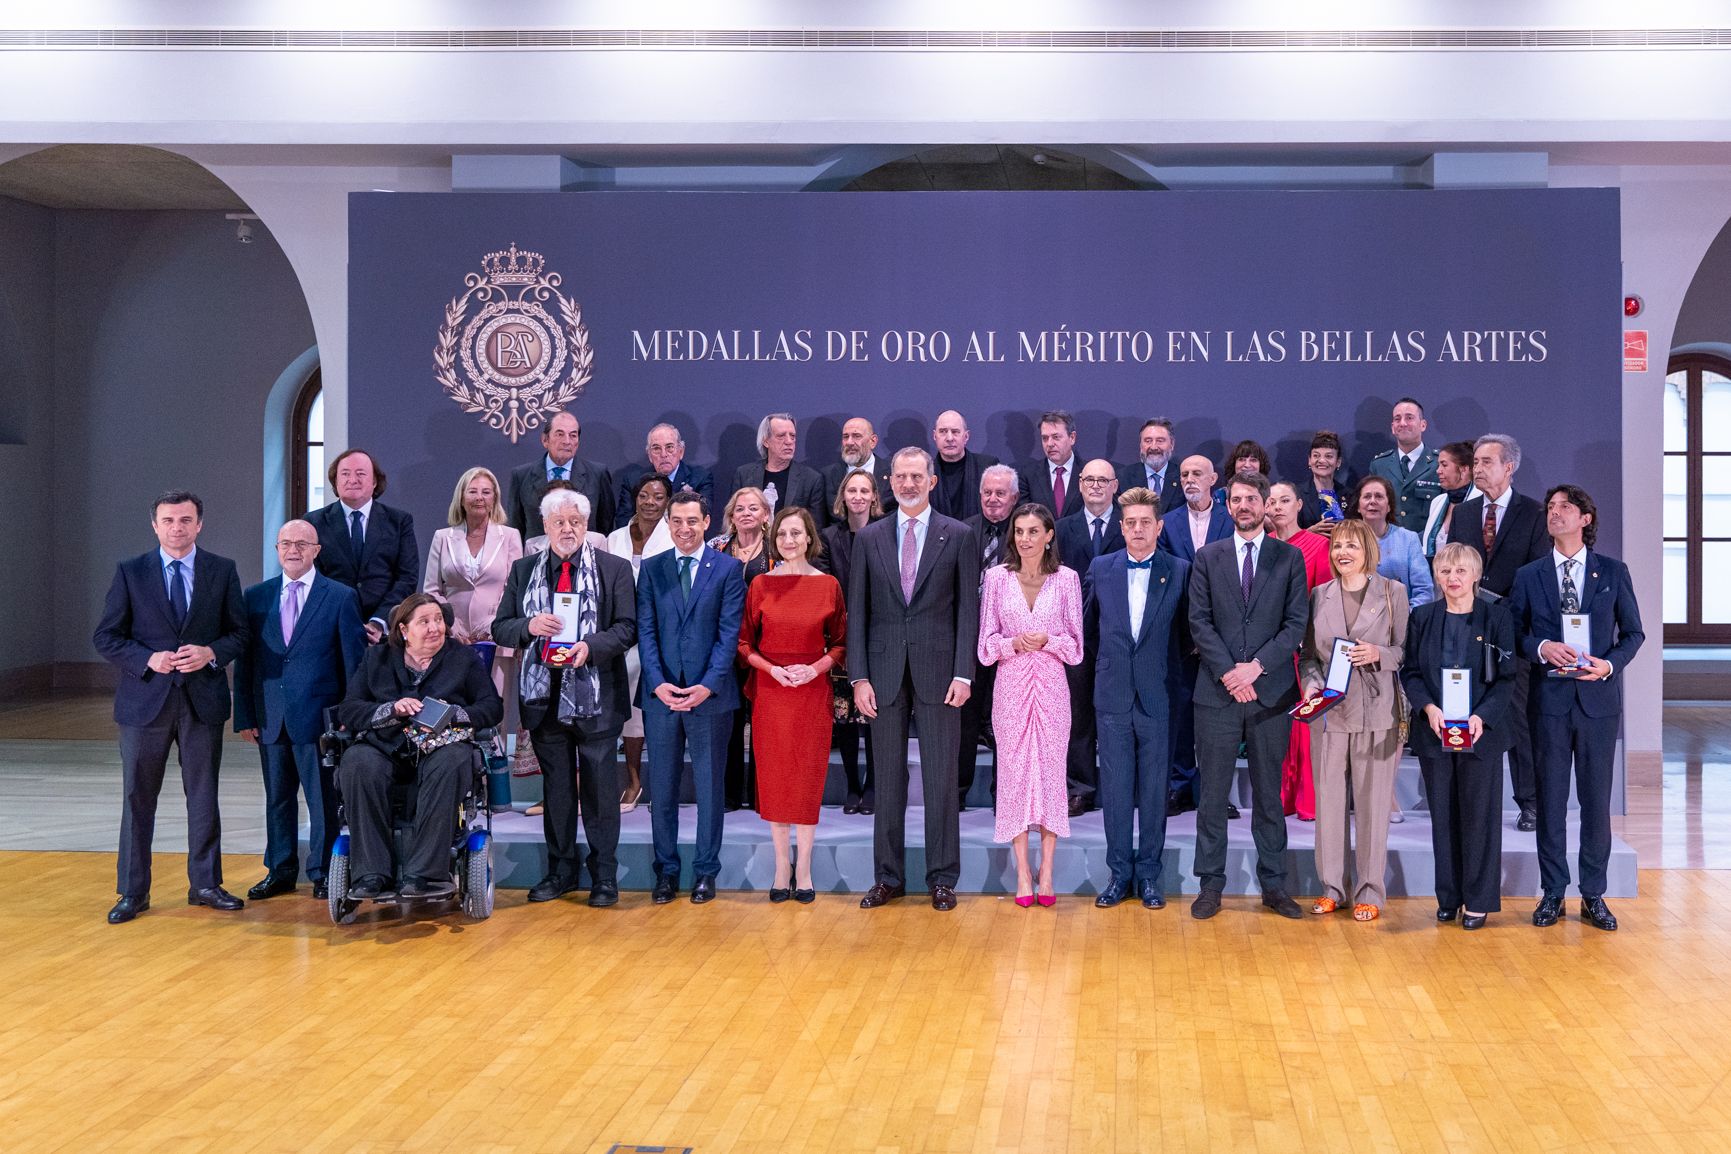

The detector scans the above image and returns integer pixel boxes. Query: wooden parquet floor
[4,852,1730,1153]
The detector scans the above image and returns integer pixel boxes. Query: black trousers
[1064,657,1098,806]
[1507,660,1536,811]
[725,704,757,810]
[956,660,996,805]
[1193,697,1292,892]
[531,716,622,885]
[835,719,875,799]
[1534,706,1618,899]
[870,669,963,890]
[336,742,470,884]
[1168,654,1200,801]
[1419,746,1504,913]
[116,685,224,897]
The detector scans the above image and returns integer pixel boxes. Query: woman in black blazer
[1400,542,1516,929]
[820,471,884,813]
[336,593,503,899]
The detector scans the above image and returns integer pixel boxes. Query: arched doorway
[1664,352,1731,644]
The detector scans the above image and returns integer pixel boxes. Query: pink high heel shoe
[1036,893,1056,908]
[1014,895,1034,908]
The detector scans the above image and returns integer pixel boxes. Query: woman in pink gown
[1267,480,1333,821]
[976,503,1084,907]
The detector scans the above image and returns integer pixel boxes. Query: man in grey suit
[1188,471,1310,920]
[849,446,981,911]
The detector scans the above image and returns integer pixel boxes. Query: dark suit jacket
[613,460,714,530]
[819,521,874,597]
[1447,490,1551,596]
[1055,506,1125,573]
[1116,461,1184,514]
[846,510,981,706]
[1084,549,1190,718]
[335,638,503,748]
[932,450,1001,522]
[509,455,614,541]
[233,573,366,744]
[1400,597,1518,757]
[307,500,420,625]
[491,547,638,734]
[1018,457,1082,517]
[1297,475,1353,529]
[823,455,895,517]
[636,546,746,715]
[93,548,249,727]
[1188,534,1309,709]
[732,460,830,528]
[1509,550,1645,719]
[1157,503,1233,564]
[963,513,1013,571]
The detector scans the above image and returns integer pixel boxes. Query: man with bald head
[1055,460,1126,814]
[929,409,1000,522]
[823,415,894,513]
[613,421,714,529]
[1157,454,1233,813]
[233,519,367,901]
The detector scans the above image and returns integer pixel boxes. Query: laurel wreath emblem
[433,246,593,443]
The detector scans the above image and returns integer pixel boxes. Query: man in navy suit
[636,491,747,905]
[307,448,419,642]
[93,490,250,924]
[1156,454,1233,812]
[1510,484,1644,932]
[1017,409,1082,518]
[1085,486,1189,909]
[612,421,714,530]
[1116,417,1185,514]
[232,519,367,901]
[1056,459,1125,816]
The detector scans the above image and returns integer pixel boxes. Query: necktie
[556,560,573,594]
[282,580,303,643]
[1126,557,1152,571]
[168,560,188,628]
[679,555,695,599]
[1240,541,1254,603]
[1090,517,1104,553]
[1560,559,1581,613]
[1482,501,1499,558]
[1052,465,1067,519]
[349,509,364,564]
[1401,455,1413,477]
[551,465,567,481]
[900,519,919,602]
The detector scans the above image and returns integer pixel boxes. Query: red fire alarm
[1624,295,1643,318]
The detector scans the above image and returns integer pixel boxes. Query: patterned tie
[168,560,188,628]
[1052,465,1067,519]
[900,518,919,602]
[1090,517,1104,554]
[679,555,695,600]
[1240,541,1254,604]
[282,579,303,644]
[348,509,365,565]
[1482,501,1498,558]
[551,465,567,481]
[1560,559,1581,613]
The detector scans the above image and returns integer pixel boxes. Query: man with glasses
[233,520,367,901]
[1056,460,1125,815]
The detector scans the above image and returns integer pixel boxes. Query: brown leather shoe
[859,882,905,908]
[931,884,958,911]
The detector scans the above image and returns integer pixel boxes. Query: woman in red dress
[1267,479,1333,821]
[738,506,847,904]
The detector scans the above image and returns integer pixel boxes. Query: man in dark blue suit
[93,490,250,924]
[306,448,419,641]
[612,421,714,530]
[1510,484,1644,932]
[232,519,366,901]
[1156,454,1233,812]
[1056,459,1126,816]
[1116,417,1185,514]
[1085,486,1189,909]
[636,491,747,905]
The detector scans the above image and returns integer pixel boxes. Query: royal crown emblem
[434,243,593,443]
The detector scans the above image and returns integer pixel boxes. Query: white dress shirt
[1126,550,1154,637]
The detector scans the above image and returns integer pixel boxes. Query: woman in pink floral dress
[977,503,1084,906]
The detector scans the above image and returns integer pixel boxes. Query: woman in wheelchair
[336,592,503,899]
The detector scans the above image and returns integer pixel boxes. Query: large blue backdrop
[349,188,1621,549]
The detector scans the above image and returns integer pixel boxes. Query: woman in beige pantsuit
[1298,518,1410,922]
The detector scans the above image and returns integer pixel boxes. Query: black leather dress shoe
[1517,807,1538,832]
[1437,906,1458,922]
[691,876,717,904]
[857,792,875,816]
[399,877,457,899]
[1581,896,1619,932]
[1462,912,1489,930]
[1532,894,1564,927]
[527,874,581,903]
[1068,796,1090,818]
[108,895,149,924]
[1261,889,1303,919]
[1191,888,1223,920]
[348,874,393,900]
[1095,879,1130,908]
[1139,882,1166,910]
[588,883,619,908]
[1226,802,1242,820]
[931,884,958,911]
[842,793,862,815]
[652,875,677,904]
[859,882,904,908]
[1166,793,1196,815]
[247,874,297,901]
[188,886,244,911]
[312,880,328,901]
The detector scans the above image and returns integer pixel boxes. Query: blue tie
[348,509,364,565]
[168,559,188,628]
[551,465,566,481]
[1126,558,1152,571]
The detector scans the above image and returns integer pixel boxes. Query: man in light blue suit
[233,519,366,901]
[1085,487,1190,909]
[637,490,747,905]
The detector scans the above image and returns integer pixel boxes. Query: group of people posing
[96,398,1642,934]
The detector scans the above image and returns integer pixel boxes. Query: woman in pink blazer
[424,466,525,730]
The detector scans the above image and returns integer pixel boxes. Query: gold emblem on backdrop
[434,243,593,443]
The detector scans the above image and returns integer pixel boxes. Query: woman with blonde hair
[423,466,523,723]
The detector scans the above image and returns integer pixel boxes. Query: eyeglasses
[1079,476,1115,485]
[276,540,318,550]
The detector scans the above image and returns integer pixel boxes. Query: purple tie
[282,580,303,644]
[900,518,919,602]
[1052,465,1067,519]
[1240,541,1254,603]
